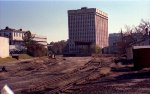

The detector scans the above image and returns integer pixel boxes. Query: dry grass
[0,56,16,63]
[99,67,111,76]
[0,54,32,63]
[19,54,32,59]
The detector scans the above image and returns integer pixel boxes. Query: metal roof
[133,46,150,49]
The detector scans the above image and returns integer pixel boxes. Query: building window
[9,41,11,45]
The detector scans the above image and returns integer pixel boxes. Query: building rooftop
[0,27,27,33]
[68,7,108,17]
[133,46,150,49]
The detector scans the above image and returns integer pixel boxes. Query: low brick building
[133,46,150,69]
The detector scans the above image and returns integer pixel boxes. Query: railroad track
[47,66,99,94]
[22,58,112,94]
[49,60,113,94]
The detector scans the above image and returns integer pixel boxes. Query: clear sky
[0,0,150,42]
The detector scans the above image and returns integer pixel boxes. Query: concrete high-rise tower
[68,7,108,55]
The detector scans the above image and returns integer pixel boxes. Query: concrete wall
[0,37,9,58]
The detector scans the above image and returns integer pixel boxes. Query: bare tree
[23,31,48,57]
[117,19,150,55]
[49,40,67,55]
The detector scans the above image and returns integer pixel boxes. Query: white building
[0,37,9,58]
[0,27,25,46]
[0,27,48,50]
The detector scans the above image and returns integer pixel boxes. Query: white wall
[0,37,9,58]
[12,32,24,41]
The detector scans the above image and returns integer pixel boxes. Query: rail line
[23,58,112,94]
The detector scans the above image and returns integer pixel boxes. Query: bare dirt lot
[0,55,150,94]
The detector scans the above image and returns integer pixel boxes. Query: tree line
[48,40,67,55]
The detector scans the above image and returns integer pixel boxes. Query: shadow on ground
[115,70,150,81]
[111,66,133,72]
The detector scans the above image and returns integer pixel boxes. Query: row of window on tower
[70,35,95,42]
[69,27,95,32]
[69,23,95,29]
[68,14,95,21]
[70,31,95,37]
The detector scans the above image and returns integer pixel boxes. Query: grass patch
[19,54,32,59]
[0,56,16,63]
[0,54,32,63]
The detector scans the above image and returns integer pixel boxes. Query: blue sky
[0,0,150,42]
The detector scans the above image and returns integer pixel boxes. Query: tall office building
[68,7,108,54]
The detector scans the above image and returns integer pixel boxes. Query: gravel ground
[70,65,150,94]
[0,56,93,94]
[1,55,149,94]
